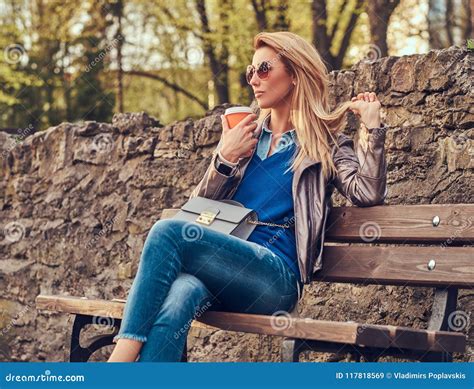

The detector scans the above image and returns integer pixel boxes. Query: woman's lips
[255,91,265,97]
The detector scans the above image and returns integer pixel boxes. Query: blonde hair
[253,31,361,182]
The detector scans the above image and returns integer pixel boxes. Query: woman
[108,31,387,362]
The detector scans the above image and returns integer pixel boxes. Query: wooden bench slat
[314,245,474,288]
[35,295,466,353]
[164,204,474,244]
[35,295,214,330]
[326,204,474,243]
[36,295,125,319]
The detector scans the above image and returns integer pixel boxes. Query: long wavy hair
[253,31,360,182]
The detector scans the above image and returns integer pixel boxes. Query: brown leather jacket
[189,117,388,286]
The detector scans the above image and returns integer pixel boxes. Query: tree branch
[335,0,364,68]
[123,70,208,109]
[329,0,348,42]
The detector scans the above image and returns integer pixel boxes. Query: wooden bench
[36,204,473,362]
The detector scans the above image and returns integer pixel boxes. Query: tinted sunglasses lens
[246,66,255,84]
[257,62,270,79]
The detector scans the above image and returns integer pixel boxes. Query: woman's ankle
[107,339,143,362]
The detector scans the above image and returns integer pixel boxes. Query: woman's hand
[219,113,259,163]
[349,92,382,129]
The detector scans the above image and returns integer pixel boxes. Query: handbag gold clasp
[196,210,217,225]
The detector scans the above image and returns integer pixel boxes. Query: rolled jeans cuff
[113,333,147,344]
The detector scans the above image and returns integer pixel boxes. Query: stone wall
[0,45,472,362]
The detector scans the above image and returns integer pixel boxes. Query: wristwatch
[215,152,238,176]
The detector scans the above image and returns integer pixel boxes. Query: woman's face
[248,46,294,109]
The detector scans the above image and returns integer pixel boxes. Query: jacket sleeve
[189,138,240,200]
[331,125,388,207]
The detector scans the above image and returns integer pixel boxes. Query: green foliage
[0,0,431,128]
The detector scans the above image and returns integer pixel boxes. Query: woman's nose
[249,71,260,87]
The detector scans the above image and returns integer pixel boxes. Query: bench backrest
[161,204,474,289]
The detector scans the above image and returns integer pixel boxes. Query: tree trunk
[429,0,451,48]
[312,0,333,69]
[311,0,365,70]
[250,0,268,30]
[195,0,230,104]
[272,0,290,31]
[116,0,124,113]
[366,0,400,58]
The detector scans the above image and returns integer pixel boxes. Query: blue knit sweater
[230,143,300,281]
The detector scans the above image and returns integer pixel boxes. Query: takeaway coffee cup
[224,106,254,129]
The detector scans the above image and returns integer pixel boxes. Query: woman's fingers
[354,91,378,103]
[355,91,378,102]
[349,100,361,114]
[242,121,258,136]
[238,113,257,128]
[221,115,229,132]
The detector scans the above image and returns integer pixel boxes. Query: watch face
[218,163,233,175]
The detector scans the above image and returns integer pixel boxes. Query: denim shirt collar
[261,113,297,144]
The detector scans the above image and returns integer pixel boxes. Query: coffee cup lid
[224,106,253,115]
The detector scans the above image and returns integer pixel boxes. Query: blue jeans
[113,219,302,362]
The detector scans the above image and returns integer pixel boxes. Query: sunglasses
[246,60,275,84]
